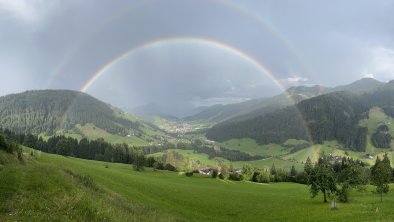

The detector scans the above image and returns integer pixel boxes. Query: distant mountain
[328,77,384,94]
[206,80,394,151]
[186,78,383,124]
[130,103,205,121]
[129,103,179,122]
[0,90,156,137]
[185,85,326,124]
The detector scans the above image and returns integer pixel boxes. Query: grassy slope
[39,123,151,146]
[148,149,230,167]
[148,148,303,170]
[217,138,288,156]
[360,107,394,153]
[2,149,394,221]
[0,150,177,222]
[76,124,149,146]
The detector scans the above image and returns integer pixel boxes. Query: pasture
[2,149,394,221]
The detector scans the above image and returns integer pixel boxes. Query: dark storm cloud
[1,0,394,115]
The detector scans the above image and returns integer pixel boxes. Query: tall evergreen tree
[304,157,313,184]
[290,165,297,177]
[371,153,392,202]
[133,154,145,171]
[270,163,277,176]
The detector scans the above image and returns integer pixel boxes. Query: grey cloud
[1,0,394,116]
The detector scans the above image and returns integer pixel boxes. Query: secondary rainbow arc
[80,37,285,93]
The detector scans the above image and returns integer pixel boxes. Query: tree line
[1,128,263,174]
[0,129,157,171]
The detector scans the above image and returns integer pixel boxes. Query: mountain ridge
[206,80,394,151]
[185,78,384,125]
[0,89,161,143]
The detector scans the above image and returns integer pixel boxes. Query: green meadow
[148,148,304,171]
[2,149,394,221]
[217,138,288,157]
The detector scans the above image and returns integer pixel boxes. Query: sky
[1,0,394,117]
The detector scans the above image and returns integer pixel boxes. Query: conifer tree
[371,153,392,202]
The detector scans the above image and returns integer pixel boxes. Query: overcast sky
[1,0,394,116]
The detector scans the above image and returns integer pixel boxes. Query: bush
[211,169,219,178]
[294,172,308,184]
[338,184,349,203]
[229,172,243,181]
[242,164,254,181]
[164,163,176,171]
[253,170,270,183]
[133,154,145,171]
[220,165,230,180]
[16,145,23,160]
[0,134,7,151]
[0,134,15,153]
[152,162,160,171]
[272,169,289,182]
[185,172,193,177]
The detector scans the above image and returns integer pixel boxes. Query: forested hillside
[0,90,144,136]
[207,81,394,152]
[185,85,325,124]
[186,78,382,125]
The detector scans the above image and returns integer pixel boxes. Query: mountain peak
[330,77,383,94]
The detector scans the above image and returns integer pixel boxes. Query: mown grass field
[76,124,149,146]
[148,148,304,170]
[39,123,152,146]
[2,149,394,221]
[218,138,288,157]
[360,107,394,153]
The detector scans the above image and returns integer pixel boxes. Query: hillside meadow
[2,148,394,221]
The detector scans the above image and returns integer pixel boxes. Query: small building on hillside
[199,168,211,175]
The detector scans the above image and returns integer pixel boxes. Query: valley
[2,79,394,221]
[2,80,394,172]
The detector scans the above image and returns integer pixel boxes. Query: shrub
[294,172,308,184]
[185,172,193,177]
[242,164,254,181]
[16,145,23,161]
[253,170,270,183]
[229,172,243,181]
[164,163,176,172]
[338,184,349,203]
[0,134,7,151]
[133,154,145,171]
[211,169,219,178]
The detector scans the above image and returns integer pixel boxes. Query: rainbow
[80,37,285,93]
[69,36,314,145]
[46,0,312,89]
[217,0,314,81]
[44,0,155,89]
